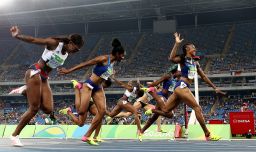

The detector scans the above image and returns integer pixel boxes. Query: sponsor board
[230,112,255,135]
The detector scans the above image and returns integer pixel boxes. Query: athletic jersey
[124,87,137,102]
[163,78,177,92]
[93,56,114,80]
[158,78,177,98]
[168,78,178,92]
[41,42,68,69]
[181,57,197,80]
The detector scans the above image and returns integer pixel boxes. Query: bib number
[188,65,196,79]
[100,66,113,80]
[179,82,187,89]
[168,84,175,92]
[122,100,128,105]
[46,53,64,68]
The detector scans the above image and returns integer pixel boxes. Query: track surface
[1,139,256,152]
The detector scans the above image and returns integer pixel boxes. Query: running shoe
[9,85,27,95]
[205,134,221,141]
[94,137,105,142]
[145,109,153,116]
[71,80,82,89]
[138,132,143,142]
[183,129,189,138]
[140,87,156,93]
[59,107,72,115]
[10,135,24,147]
[140,87,148,92]
[158,129,167,133]
[147,87,156,92]
[106,116,113,125]
[81,136,99,146]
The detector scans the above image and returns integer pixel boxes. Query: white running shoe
[184,129,189,138]
[10,135,24,147]
[9,85,27,95]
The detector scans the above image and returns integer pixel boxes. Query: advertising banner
[229,112,254,135]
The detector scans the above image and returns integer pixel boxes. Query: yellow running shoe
[71,80,82,89]
[205,134,221,141]
[59,107,71,115]
[94,137,105,142]
[141,87,148,92]
[106,116,113,125]
[82,136,99,146]
[158,129,167,133]
[138,132,143,142]
[145,109,153,116]
[87,139,99,146]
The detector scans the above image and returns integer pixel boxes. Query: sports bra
[93,56,114,80]
[124,87,137,102]
[181,57,197,80]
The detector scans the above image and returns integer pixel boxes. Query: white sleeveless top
[41,42,68,69]
[124,87,137,102]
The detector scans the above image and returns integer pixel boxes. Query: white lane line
[24,146,254,150]
[0,143,250,149]
[24,147,256,152]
